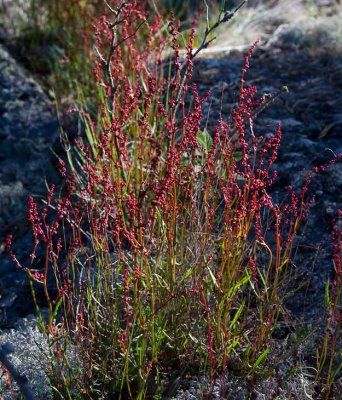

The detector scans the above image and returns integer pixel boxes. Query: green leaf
[179,266,195,285]
[225,337,240,355]
[278,258,289,270]
[325,279,331,307]
[154,273,168,288]
[227,273,250,297]
[208,267,219,288]
[253,347,270,370]
[189,333,198,344]
[230,301,245,329]
[197,129,213,152]
[51,297,63,322]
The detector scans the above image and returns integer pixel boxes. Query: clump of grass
[5,1,342,399]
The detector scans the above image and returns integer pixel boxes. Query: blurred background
[0,1,341,96]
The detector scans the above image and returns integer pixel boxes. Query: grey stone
[0,44,60,328]
[0,44,59,234]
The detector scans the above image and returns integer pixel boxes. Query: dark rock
[0,44,60,327]
[0,44,59,234]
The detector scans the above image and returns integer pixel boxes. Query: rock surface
[0,43,60,328]
[0,314,51,399]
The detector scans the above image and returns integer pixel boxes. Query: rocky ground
[0,1,341,399]
[0,43,61,328]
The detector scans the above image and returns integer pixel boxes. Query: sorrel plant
[6,1,341,399]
